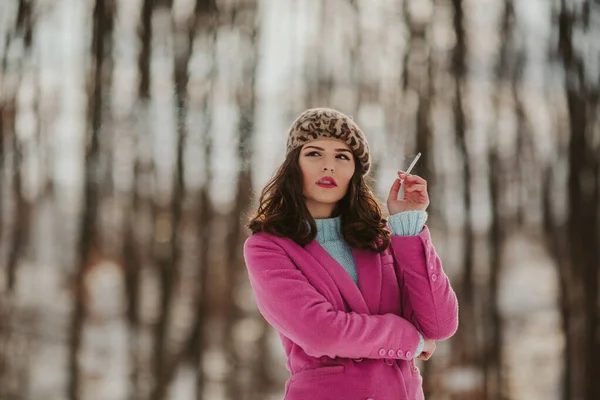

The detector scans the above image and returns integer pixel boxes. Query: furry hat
[286,107,371,175]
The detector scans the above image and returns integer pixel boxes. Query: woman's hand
[417,339,436,361]
[387,171,430,215]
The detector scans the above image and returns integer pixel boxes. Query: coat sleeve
[243,233,422,360]
[388,225,459,341]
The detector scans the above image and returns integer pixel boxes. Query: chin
[312,196,343,205]
[305,189,344,205]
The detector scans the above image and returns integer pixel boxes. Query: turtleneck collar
[314,215,343,242]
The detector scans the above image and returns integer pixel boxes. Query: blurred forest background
[0,0,598,399]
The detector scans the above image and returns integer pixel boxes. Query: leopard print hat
[286,107,371,175]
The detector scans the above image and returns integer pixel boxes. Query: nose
[323,166,333,172]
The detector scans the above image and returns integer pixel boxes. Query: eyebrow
[303,145,352,154]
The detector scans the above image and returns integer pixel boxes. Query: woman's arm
[243,233,422,360]
[387,212,459,341]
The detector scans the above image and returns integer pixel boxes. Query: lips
[317,183,336,188]
[316,176,337,186]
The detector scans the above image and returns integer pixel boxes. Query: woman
[243,108,459,400]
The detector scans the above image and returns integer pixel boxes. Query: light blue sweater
[314,211,428,358]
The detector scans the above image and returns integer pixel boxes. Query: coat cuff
[388,211,428,236]
[415,331,425,357]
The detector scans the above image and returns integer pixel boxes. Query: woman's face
[298,139,356,219]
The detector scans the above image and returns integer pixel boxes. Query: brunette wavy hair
[245,146,391,252]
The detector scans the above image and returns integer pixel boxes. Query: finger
[406,184,427,193]
[387,178,402,201]
[406,174,427,186]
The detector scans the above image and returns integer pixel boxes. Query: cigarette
[398,152,421,200]
[405,152,421,175]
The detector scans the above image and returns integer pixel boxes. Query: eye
[306,151,351,160]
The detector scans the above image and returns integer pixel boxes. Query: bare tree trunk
[484,1,516,398]
[68,0,113,398]
[543,1,600,399]
[190,3,218,399]
[451,0,474,359]
[2,0,35,293]
[151,7,186,400]
[487,147,505,400]
[223,3,259,398]
[138,0,153,100]
[6,121,31,292]
[0,102,5,245]
[148,2,219,398]
[559,2,600,399]
[194,185,213,400]
[542,159,574,400]
[0,5,34,393]
[123,2,157,396]
[0,2,29,246]
[563,61,599,400]
[0,300,6,397]
[347,0,362,113]
[15,0,33,47]
[449,1,483,399]
[305,2,333,106]
[400,1,436,394]
[123,155,143,400]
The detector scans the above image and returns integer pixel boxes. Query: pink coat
[243,225,459,400]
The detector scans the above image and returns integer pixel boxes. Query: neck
[308,206,339,219]
[305,199,339,219]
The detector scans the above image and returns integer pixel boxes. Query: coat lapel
[304,240,370,314]
[304,240,382,315]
